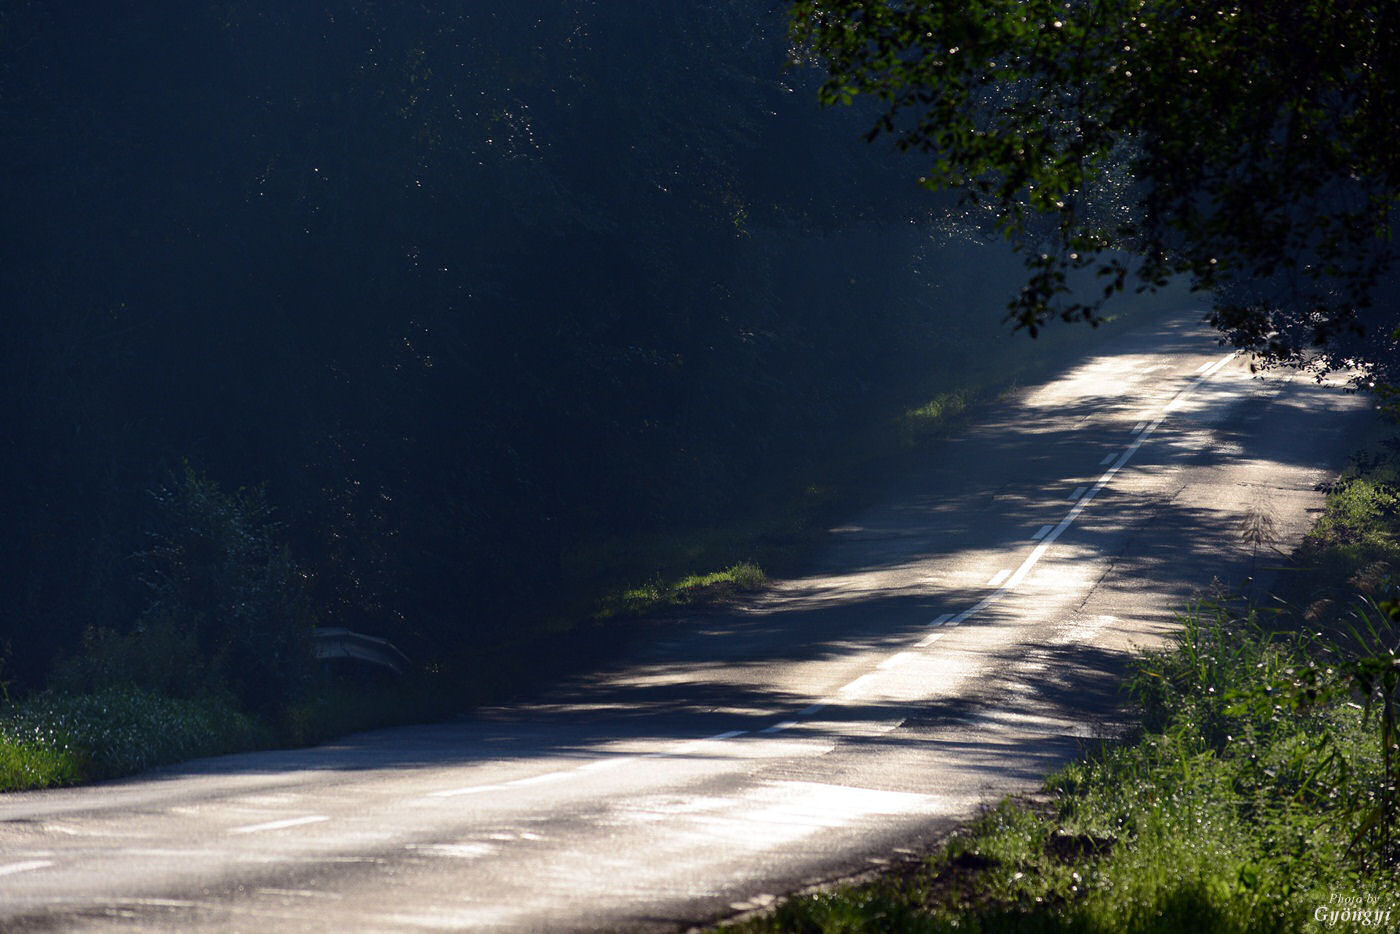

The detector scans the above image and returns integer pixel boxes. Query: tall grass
[0,687,265,789]
[734,606,1398,933]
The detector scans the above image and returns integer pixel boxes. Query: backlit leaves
[793,0,1400,375]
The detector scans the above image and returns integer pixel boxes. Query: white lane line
[0,860,53,877]
[839,673,879,695]
[647,730,750,758]
[229,815,329,835]
[413,349,1238,807]
[1132,421,1147,434]
[1196,359,1214,372]
[878,651,916,670]
[1098,452,1116,466]
[707,730,747,741]
[508,772,568,787]
[1001,351,1234,593]
[799,703,827,716]
[575,757,637,773]
[428,783,511,798]
[949,593,997,624]
[986,569,1011,587]
[1068,486,1087,501]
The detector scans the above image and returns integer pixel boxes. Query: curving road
[0,312,1377,931]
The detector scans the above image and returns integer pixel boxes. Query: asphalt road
[0,312,1378,931]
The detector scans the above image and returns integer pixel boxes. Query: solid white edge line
[987,568,1011,586]
[1068,486,1087,501]
[1098,453,1115,466]
[1032,524,1053,541]
[916,631,945,647]
[760,721,798,734]
[799,703,827,716]
[930,612,953,627]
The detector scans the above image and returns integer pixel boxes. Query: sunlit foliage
[792,1,1400,379]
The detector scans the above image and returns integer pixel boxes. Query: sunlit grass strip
[601,562,768,619]
[729,606,1399,933]
[0,687,265,791]
[0,737,82,790]
[898,391,968,447]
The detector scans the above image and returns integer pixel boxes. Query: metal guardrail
[311,628,411,675]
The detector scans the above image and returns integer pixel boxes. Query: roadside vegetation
[724,439,1400,933]
[0,301,1149,793]
[2,3,1178,794]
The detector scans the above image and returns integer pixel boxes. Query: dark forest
[1,2,1056,705]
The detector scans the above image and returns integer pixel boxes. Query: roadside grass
[724,439,1400,934]
[596,562,769,619]
[0,688,266,790]
[574,304,1159,629]
[0,304,1167,794]
[730,606,1397,934]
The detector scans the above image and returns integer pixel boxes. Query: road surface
[0,312,1377,931]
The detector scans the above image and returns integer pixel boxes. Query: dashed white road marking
[256,888,341,899]
[427,351,1238,811]
[428,783,511,798]
[949,594,995,624]
[760,721,798,734]
[407,843,496,860]
[0,860,53,877]
[839,673,879,695]
[973,352,1234,601]
[575,757,636,773]
[508,772,568,787]
[229,815,329,835]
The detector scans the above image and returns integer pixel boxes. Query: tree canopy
[791,0,1400,380]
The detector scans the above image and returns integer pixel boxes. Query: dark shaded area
[0,2,1042,691]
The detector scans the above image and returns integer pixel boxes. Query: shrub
[54,464,315,715]
[138,465,316,712]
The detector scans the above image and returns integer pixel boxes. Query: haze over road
[0,312,1377,932]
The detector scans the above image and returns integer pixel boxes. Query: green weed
[727,606,1399,933]
[601,561,769,618]
[0,687,265,789]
